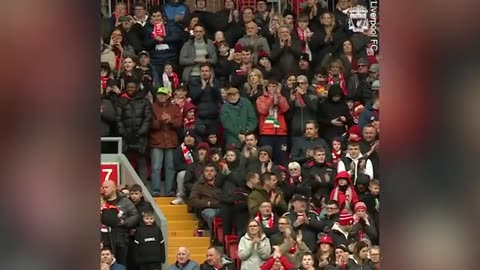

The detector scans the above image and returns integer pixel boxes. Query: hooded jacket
[302,159,336,199]
[329,172,359,212]
[106,192,140,245]
[256,92,289,136]
[317,84,353,143]
[220,97,258,147]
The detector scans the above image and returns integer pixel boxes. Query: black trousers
[139,263,162,270]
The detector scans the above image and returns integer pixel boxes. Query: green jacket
[220,97,257,147]
[248,187,288,217]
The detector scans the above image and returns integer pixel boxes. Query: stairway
[154,198,210,265]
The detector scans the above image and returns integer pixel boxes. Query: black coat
[115,92,153,154]
[133,224,166,265]
[317,85,353,143]
[101,96,116,137]
[283,210,324,253]
[173,144,196,172]
[302,160,336,199]
[309,25,346,69]
[286,93,319,138]
[270,38,303,79]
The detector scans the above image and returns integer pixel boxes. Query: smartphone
[107,79,119,88]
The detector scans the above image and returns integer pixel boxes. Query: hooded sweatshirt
[329,171,359,213]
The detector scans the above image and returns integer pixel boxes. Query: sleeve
[189,183,208,209]
[256,95,273,115]
[304,94,318,112]
[357,110,371,130]
[189,81,203,103]
[237,236,254,260]
[365,159,374,180]
[248,194,261,217]
[157,227,166,263]
[122,199,140,228]
[115,101,126,136]
[269,42,283,60]
[245,99,258,133]
[170,106,183,128]
[101,100,116,124]
[137,100,152,136]
[206,42,218,65]
[260,257,275,270]
[258,237,272,260]
[277,95,290,113]
[337,160,346,173]
[179,42,195,66]
[164,24,184,45]
[261,37,271,56]
[290,143,305,164]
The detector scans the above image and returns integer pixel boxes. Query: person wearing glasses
[238,219,272,270]
[318,200,340,233]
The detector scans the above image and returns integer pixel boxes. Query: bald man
[101,180,139,266]
[167,247,200,270]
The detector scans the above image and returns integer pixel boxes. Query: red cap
[234,43,243,53]
[318,235,333,245]
[258,50,269,60]
[354,202,367,212]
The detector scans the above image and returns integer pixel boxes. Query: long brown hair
[246,218,264,239]
[320,12,336,42]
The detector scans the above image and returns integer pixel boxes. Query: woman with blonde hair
[266,11,285,44]
[238,219,272,270]
[241,68,266,104]
[310,11,346,70]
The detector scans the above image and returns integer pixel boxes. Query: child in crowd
[183,102,196,131]
[214,31,226,47]
[207,133,222,153]
[331,138,344,165]
[101,62,112,90]
[162,63,179,94]
[133,210,165,270]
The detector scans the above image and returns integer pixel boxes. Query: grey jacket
[179,38,218,82]
[237,35,271,64]
[108,191,140,244]
[167,260,200,270]
[238,233,271,270]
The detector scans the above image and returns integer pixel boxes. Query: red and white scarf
[255,212,274,229]
[181,143,194,165]
[183,117,195,130]
[289,176,302,185]
[296,27,312,59]
[332,150,342,165]
[152,23,166,38]
[327,73,348,95]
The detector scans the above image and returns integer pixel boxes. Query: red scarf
[327,73,347,95]
[181,143,194,165]
[296,27,307,53]
[332,150,342,165]
[168,72,179,89]
[114,54,122,71]
[289,176,302,185]
[296,93,306,106]
[255,212,274,228]
[152,22,166,39]
[101,76,109,89]
[183,117,195,130]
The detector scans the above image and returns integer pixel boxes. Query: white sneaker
[171,197,185,205]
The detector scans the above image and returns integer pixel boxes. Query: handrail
[101,137,123,154]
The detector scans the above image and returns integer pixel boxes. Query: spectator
[101,37,116,71]
[358,93,379,130]
[215,0,239,45]
[265,11,284,45]
[102,180,140,265]
[317,84,353,144]
[237,21,271,64]
[269,216,292,247]
[287,76,318,147]
[318,200,340,233]
[302,147,336,210]
[283,194,323,253]
[118,15,144,54]
[150,87,182,197]
[347,58,372,105]
[297,54,314,82]
[240,68,266,105]
[329,171,359,212]
[160,63,180,94]
[256,80,290,165]
[310,12,345,70]
[189,63,222,138]
[351,241,376,270]
[311,68,329,99]
[200,246,236,270]
[315,235,336,269]
[220,87,258,148]
[116,79,152,181]
[256,50,276,80]
[351,202,378,246]
[260,254,295,270]
[291,121,331,165]
[129,184,153,216]
[133,210,166,270]
[364,179,380,233]
[111,2,128,28]
[296,252,316,270]
[328,209,355,248]
[189,163,223,231]
[282,10,295,32]
[143,5,183,82]
[167,247,200,270]
[101,81,117,139]
[214,41,233,87]
[110,29,136,74]
[171,129,197,205]
[369,245,380,270]
[240,132,259,164]
[248,172,287,217]
[292,14,314,64]
[162,0,190,29]
[179,23,218,82]
[270,25,303,78]
[184,142,210,198]
[191,0,216,37]
[101,247,127,270]
[337,141,374,184]
[238,219,272,270]
[133,2,149,28]
[254,201,280,238]
[333,244,353,269]
[277,228,311,267]
[281,74,297,98]
[330,138,344,165]
[230,45,254,88]
[253,0,271,30]
[360,124,379,178]
[280,162,311,203]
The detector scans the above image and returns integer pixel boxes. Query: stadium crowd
[100,0,380,269]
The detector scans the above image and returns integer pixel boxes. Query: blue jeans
[201,208,220,231]
[151,148,175,195]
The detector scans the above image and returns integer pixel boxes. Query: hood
[327,84,345,102]
[334,171,353,186]
[182,102,196,118]
[258,145,273,158]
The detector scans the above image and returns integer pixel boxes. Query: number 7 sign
[101,163,120,187]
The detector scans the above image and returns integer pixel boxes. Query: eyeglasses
[289,168,298,171]
[357,64,366,67]
[278,222,289,225]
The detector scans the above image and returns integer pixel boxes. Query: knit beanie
[338,209,354,226]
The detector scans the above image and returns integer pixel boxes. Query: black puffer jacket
[107,192,140,245]
[189,80,221,120]
[101,96,116,137]
[286,92,318,138]
[115,92,153,154]
[302,160,336,200]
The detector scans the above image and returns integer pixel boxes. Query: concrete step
[168,236,211,247]
[167,220,198,230]
[163,211,195,220]
[158,204,189,214]
[167,229,198,237]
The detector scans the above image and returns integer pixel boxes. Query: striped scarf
[332,186,353,213]
[327,73,348,95]
[181,143,194,165]
[255,212,274,229]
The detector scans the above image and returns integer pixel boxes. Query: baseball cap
[369,64,380,73]
[156,87,169,95]
[318,235,334,245]
[138,50,150,57]
[291,194,308,202]
[225,87,239,95]
[357,58,369,66]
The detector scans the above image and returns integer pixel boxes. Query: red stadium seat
[213,217,224,244]
[224,235,238,256]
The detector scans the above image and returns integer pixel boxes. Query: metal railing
[101,137,123,154]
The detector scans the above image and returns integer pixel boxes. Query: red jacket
[260,256,294,270]
[330,171,359,211]
[256,93,289,136]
